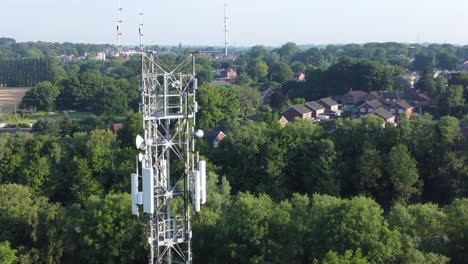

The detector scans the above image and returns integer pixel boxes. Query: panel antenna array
[131,51,207,264]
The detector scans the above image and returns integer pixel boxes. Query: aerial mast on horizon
[224,0,229,56]
[117,0,123,55]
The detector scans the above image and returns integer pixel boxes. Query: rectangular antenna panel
[142,167,154,214]
[199,160,207,204]
[131,173,139,216]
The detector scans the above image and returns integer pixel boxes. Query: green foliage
[22,81,61,112]
[269,62,294,83]
[314,250,368,264]
[247,59,269,81]
[0,241,17,264]
[412,53,434,72]
[386,144,420,205]
[117,112,143,148]
[446,199,468,263]
[197,86,240,129]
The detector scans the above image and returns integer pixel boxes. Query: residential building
[368,107,396,125]
[261,89,274,106]
[281,104,313,122]
[389,100,414,122]
[204,125,227,148]
[343,90,369,105]
[294,72,306,81]
[356,100,384,118]
[318,97,339,111]
[304,101,325,118]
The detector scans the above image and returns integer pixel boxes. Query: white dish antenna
[136,135,145,150]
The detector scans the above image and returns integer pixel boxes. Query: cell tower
[131,45,207,263]
[117,0,123,55]
[224,0,229,56]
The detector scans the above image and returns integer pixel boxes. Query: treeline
[213,115,468,207]
[1,110,468,263]
[20,59,141,115]
[0,37,112,59]
[0,58,52,87]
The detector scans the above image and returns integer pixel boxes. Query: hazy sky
[1,0,468,46]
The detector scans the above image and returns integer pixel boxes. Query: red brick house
[304,101,325,118]
[356,100,384,118]
[367,107,396,125]
[390,100,414,122]
[343,90,369,106]
[318,97,339,111]
[204,126,227,148]
[281,104,313,122]
[294,73,306,81]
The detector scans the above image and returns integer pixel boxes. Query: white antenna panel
[142,167,154,214]
[131,173,139,216]
[194,171,201,213]
[199,160,207,205]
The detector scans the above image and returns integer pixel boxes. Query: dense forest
[1,39,468,263]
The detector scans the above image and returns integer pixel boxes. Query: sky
[1,0,468,47]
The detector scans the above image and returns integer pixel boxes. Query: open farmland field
[0,87,30,114]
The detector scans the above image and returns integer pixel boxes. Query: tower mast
[117,0,123,55]
[132,51,206,264]
[224,0,229,56]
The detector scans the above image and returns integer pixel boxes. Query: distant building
[294,72,305,81]
[343,90,369,105]
[366,107,396,125]
[318,97,339,112]
[304,101,325,118]
[204,125,226,148]
[281,104,313,122]
[389,100,414,123]
[261,89,274,106]
[356,100,384,118]
[106,123,124,134]
[96,52,106,61]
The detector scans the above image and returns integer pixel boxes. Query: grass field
[0,111,94,124]
[0,87,30,114]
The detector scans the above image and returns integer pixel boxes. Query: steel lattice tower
[132,52,205,264]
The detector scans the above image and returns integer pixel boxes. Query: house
[204,125,227,148]
[261,89,274,106]
[281,104,313,122]
[356,100,384,118]
[215,68,237,79]
[294,73,306,81]
[279,116,289,126]
[365,91,402,104]
[366,108,396,125]
[343,90,369,106]
[304,101,325,118]
[106,123,124,134]
[372,108,395,124]
[389,100,414,122]
[318,97,339,111]
[226,68,237,79]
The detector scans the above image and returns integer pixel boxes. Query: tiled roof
[318,97,338,107]
[373,107,394,120]
[346,90,368,97]
[291,104,312,114]
[392,100,413,110]
[359,100,383,109]
[304,101,325,111]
